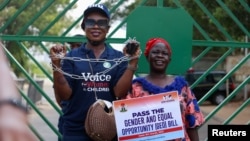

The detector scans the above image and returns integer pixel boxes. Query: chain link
[51,53,141,79]
[50,37,142,79]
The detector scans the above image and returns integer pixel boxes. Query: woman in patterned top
[125,37,204,141]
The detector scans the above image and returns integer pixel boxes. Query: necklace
[96,47,105,59]
[86,45,105,59]
[86,54,98,100]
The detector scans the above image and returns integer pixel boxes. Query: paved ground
[198,101,250,140]
[27,79,250,141]
[29,103,59,141]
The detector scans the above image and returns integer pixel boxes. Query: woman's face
[147,42,171,72]
[84,12,109,43]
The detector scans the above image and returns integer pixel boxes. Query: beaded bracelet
[127,64,138,72]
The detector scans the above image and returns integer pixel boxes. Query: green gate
[0,0,249,140]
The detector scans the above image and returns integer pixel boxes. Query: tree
[104,0,249,55]
[0,0,77,77]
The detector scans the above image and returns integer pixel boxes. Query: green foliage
[0,0,77,77]
[29,61,52,78]
[104,0,249,56]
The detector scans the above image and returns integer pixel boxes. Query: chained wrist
[50,62,61,72]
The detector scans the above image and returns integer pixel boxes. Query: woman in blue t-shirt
[50,4,140,141]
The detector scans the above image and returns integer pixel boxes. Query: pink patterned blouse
[125,76,204,141]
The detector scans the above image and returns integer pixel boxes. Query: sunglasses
[84,19,109,29]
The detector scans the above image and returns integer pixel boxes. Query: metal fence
[0,0,249,140]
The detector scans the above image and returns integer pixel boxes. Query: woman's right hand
[50,44,67,66]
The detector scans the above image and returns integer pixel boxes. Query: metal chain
[50,52,141,79]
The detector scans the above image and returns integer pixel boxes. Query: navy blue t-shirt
[61,43,127,137]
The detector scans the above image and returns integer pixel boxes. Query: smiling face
[147,42,171,73]
[84,12,110,45]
